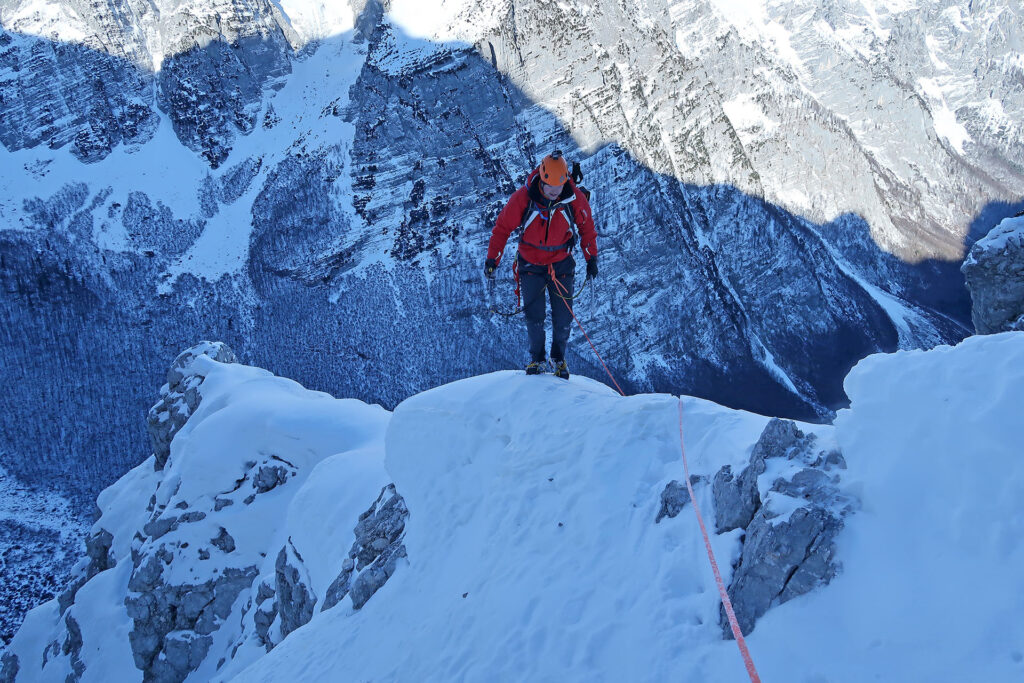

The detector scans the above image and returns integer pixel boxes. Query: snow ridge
[7,332,1024,680]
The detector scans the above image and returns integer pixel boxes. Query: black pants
[519,254,575,363]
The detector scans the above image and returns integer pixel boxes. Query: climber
[484,151,598,379]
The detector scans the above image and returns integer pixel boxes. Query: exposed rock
[712,464,760,534]
[252,580,278,650]
[254,465,290,493]
[724,503,844,638]
[322,484,408,612]
[125,552,257,682]
[655,476,702,523]
[142,516,179,540]
[211,528,236,554]
[821,450,847,470]
[713,418,817,534]
[147,342,238,470]
[274,542,317,639]
[322,559,355,612]
[0,30,158,162]
[58,528,115,615]
[710,419,857,637]
[962,215,1024,334]
[61,614,85,681]
[155,631,213,682]
[350,542,407,611]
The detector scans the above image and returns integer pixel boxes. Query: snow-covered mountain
[4,0,1019,506]
[1,0,1022,649]
[4,332,1023,681]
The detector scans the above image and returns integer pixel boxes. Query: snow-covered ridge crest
[7,333,1024,680]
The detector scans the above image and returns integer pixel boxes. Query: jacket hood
[526,170,576,207]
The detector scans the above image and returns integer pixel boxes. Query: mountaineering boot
[526,359,547,375]
[553,360,570,380]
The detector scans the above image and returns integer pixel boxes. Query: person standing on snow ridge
[484,151,598,379]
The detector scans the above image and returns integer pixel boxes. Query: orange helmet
[539,151,569,186]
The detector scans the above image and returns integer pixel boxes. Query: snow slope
[7,333,1024,681]
[236,332,1024,682]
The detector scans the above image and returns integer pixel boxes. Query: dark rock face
[323,484,408,612]
[211,528,236,554]
[57,528,115,615]
[713,419,816,533]
[157,34,292,168]
[962,217,1024,334]
[217,483,407,660]
[251,579,278,650]
[0,28,159,162]
[726,496,844,637]
[708,419,857,637]
[253,465,290,494]
[61,614,85,681]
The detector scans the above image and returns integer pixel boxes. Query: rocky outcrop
[222,483,407,661]
[323,484,408,612]
[57,528,114,615]
[125,559,257,682]
[654,476,702,524]
[146,342,237,470]
[60,614,85,681]
[711,419,857,637]
[2,345,394,681]
[274,542,316,639]
[962,214,1024,334]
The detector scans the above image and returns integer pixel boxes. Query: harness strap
[512,259,521,310]
[521,237,574,252]
[518,202,579,255]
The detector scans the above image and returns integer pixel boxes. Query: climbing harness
[487,258,590,317]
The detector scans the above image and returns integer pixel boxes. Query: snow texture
[6,332,1024,680]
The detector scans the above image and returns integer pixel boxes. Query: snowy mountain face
[5,333,1024,682]
[1,0,1022,517]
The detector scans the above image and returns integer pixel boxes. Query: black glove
[484,258,498,279]
[586,257,598,280]
[571,162,584,184]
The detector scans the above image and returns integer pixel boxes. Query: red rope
[547,263,761,680]
[549,265,626,396]
[677,399,762,682]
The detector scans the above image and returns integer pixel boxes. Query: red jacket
[487,169,598,267]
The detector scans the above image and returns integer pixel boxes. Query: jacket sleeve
[573,189,598,261]
[487,188,527,264]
